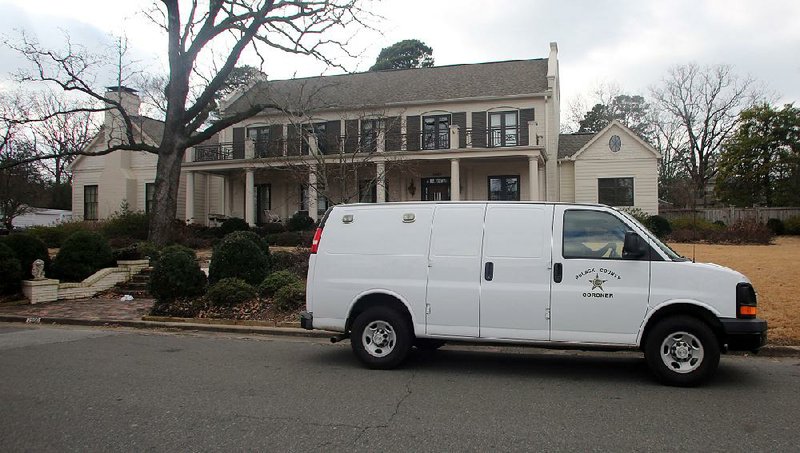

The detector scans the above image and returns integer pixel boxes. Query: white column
[449,125,460,150]
[539,167,546,202]
[245,169,255,226]
[529,157,539,201]
[185,171,195,223]
[450,158,460,201]
[308,168,318,221]
[376,161,386,203]
[220,175,227,216]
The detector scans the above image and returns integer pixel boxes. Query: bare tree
[650,63,761,206]
[6,0,371,245]
[30,94,99,185]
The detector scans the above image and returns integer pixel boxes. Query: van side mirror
[622,231,647,259]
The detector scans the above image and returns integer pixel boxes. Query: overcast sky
[1,0,798,113]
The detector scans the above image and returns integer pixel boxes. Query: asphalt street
[1,323,798,452]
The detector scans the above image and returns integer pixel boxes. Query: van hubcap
[660,331,704,374]
[362,320,396,358]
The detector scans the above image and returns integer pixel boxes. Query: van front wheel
[644,316,720,387]
[351,307,412,369]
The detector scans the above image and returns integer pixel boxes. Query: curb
[1,314,799,357]
[0,315,331,339]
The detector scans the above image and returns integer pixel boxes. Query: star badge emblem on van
[589,274,607,291]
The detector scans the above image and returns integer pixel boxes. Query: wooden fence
[660,207,800,223]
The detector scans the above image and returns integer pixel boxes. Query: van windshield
[617,211,687,261]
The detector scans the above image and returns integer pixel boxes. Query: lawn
[670,236,800,345]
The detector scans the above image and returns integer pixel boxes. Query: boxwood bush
[286,212,315,231]
[51,231,114,282]
[220,217,250,236]
[149,245,207,303]
[258,270,301,297]
[206,277,257,307]
[0,242,22,294]
[646,215,672,239]
[766,218,785,235]
[273,281,306,312]
[101,211,149,241]
[1,234,50,279]
[784,216,800,235]
[208,233,270,285]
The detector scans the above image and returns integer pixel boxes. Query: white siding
[558,161,575,203]
[572,125,659,214]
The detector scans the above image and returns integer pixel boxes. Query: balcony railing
[191,125,536,162]
[194,142,241,161]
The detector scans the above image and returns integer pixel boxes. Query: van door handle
[484,262,494,281]
[553,263,563,283]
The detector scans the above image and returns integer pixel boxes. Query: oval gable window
[608,135,621,152]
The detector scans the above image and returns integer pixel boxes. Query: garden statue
[31,259,46,280]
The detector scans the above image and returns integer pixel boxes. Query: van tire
[350,307,412,369]
[644,315,720,387]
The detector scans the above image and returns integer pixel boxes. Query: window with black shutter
[84,185,98,220]
[422,114,450,150]
[145,183,155,214]
[488,111,519,147]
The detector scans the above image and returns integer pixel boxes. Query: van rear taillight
[310,227,323,254]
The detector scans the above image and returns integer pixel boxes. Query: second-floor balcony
[190,124,542,163]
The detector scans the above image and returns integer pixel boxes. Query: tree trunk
[148,142,185,246]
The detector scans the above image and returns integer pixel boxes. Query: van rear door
[425,204,486,337]
[479,203,554,340]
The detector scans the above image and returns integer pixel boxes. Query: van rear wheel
[350,307,412,369]
[644,315,720,387]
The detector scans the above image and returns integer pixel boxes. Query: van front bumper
[300,311,313,330]
[720,318,767,352]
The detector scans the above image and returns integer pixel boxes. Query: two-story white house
[71,42,660,225]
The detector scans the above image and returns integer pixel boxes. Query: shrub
[273,281,306,312]
[618,207,649,224]
[220,217,250,236]
[0,242,22,294]
[784,216,800,235]
[258,270,302,297]
[257,222,286,235]
[224,230,270,255]
[670,217,722,232]
[148,245,207,302]
[101,211,149,240]
[112,245,142,262]
[766,218,785,235]
[208,233,270,285]
[646,215,672,239]
[286,211,315,231]
[1,234,50,279]
[206,277,257,307]
[26,221,94,248]
[720,219,773,244]
[713,220,726,228]
[136,241,161,263]
[269,250,310,277]
[267,231,314,247]
[51,231,114,282]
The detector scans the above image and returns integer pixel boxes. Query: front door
[550,207,651,345]
[479,204,553,340]
[422,177,450,201]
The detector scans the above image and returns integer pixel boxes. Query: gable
[570,122,660,161]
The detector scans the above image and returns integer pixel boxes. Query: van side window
[562,210,629,259]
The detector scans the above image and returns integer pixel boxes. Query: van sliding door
[479,204,554,340]
[425,204,486,337]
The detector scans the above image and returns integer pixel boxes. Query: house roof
[558,132,596,159]
[224,59,550,115]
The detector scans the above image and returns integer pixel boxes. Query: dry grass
[670,236,800,345]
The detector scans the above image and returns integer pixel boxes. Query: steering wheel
[596,242,618,258]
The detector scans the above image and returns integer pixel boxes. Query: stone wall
[22,260,150,304]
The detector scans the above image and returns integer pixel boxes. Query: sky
[0,0,798,117]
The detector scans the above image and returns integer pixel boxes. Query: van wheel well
[640,304,724,351]
[346,293,413,334]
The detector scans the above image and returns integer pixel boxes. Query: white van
[301,202,766,386]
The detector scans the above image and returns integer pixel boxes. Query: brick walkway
[0,297,154,321]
